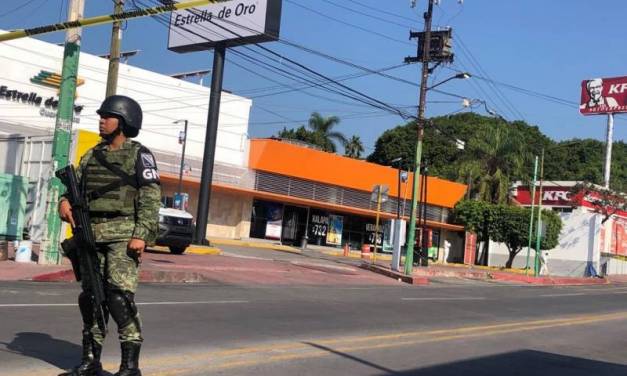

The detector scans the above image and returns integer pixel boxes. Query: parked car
[156,207,194,254]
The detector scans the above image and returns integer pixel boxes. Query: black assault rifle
[56,165,108,333]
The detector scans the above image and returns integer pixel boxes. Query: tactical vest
[82,142,142,216]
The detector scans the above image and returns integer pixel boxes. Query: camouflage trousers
[80,241,142,344]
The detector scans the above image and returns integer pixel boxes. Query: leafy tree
[491,206,561,268]
[306,112,346,153]
[545,140,626,191]
[276,112,347,153]
[455,201,562,268]
[453,200,496,265]
[276,126,333,151]
[344,135,364,159]
[367,112,626,196]
[367,122,417,170]
[460,123,529,204]
[569,182,627,224]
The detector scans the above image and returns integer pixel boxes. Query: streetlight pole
[174,119,188,198]
[403,0,469,275]
[404,0,434,275]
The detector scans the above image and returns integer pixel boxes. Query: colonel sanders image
[580,78,618,110]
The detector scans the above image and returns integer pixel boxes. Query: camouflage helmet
[97,95,142,138]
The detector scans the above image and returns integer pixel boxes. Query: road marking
[143,311,627,375]
[137,300,249,305]
[0,300,248,308]
[539,293,587,297]
[0,303,76,307]
[401,297,487,301]
[7,311,627,376]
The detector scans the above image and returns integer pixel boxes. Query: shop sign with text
[168,0,282,52]
[580,76,627,115]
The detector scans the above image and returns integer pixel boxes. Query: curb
[410,267,610,286]
[359,263,429,285]
[208,238,301,254]
[31,269,75,282]
[29,268,216,283]
[150,246,223,256]
[321,250,394,261]
[185,246,222,255]
[487,271,609,285]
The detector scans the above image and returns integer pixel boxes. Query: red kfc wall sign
[580,76,627,115]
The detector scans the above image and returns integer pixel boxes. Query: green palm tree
[459,124,527,204]
[344,135,364,159]
[307,112,346,152]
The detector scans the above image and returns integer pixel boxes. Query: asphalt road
[2,281,627,375]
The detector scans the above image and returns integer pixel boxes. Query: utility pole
[105,0,125,97]
[40,0,85,264]
[404,0,434,276]
[176,119,189,196]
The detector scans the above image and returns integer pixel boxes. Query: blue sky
[2,0,626,156]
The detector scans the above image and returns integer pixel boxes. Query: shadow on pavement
[379,350,627,375]
[1,332,114,375]
[304,342,627,376]
[303,342,400,374]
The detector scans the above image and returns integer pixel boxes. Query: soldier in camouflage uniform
[58,95,161,376]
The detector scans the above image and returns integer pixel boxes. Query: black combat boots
[114,341,142,376]
[58,331,103,376]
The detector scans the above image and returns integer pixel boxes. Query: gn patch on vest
[142,168,159,181]
[140,153,156,168]
[137,148,160,186]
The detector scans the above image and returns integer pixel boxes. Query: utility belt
[90,212,134,224]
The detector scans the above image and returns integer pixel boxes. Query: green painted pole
[534,149,545,277]
[525,155,539,276]
[404,0,434,276]
[40,0,84,265]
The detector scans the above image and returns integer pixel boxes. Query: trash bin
[361,244,371,259]
[0,240,7,261]
[15,240,32,263]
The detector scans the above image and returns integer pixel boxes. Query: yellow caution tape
[0,0,224,42]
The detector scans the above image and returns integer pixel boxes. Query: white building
[0,34,252,242]
[487,181,627,277]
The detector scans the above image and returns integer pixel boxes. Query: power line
[284,0,414,47]
[143,4,416,120]
[455,35,526,121]
[319,0,416,29]
[0,0,42,18]
[344,0,425,26]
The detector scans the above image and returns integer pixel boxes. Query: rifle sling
[88,149,139,201]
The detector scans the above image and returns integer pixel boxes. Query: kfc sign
[580,76,627,115]
[516,187,572,206]
[542,190,570,202]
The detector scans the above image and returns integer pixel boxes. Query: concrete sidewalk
[0,246,401,286]
[3,237,626,287]
[360,261,618,286]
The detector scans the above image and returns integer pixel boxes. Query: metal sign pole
[194,44,225,245]
[372,186,382,264]
[604,113,614,189]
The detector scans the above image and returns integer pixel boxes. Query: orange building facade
[159,138,468,259]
